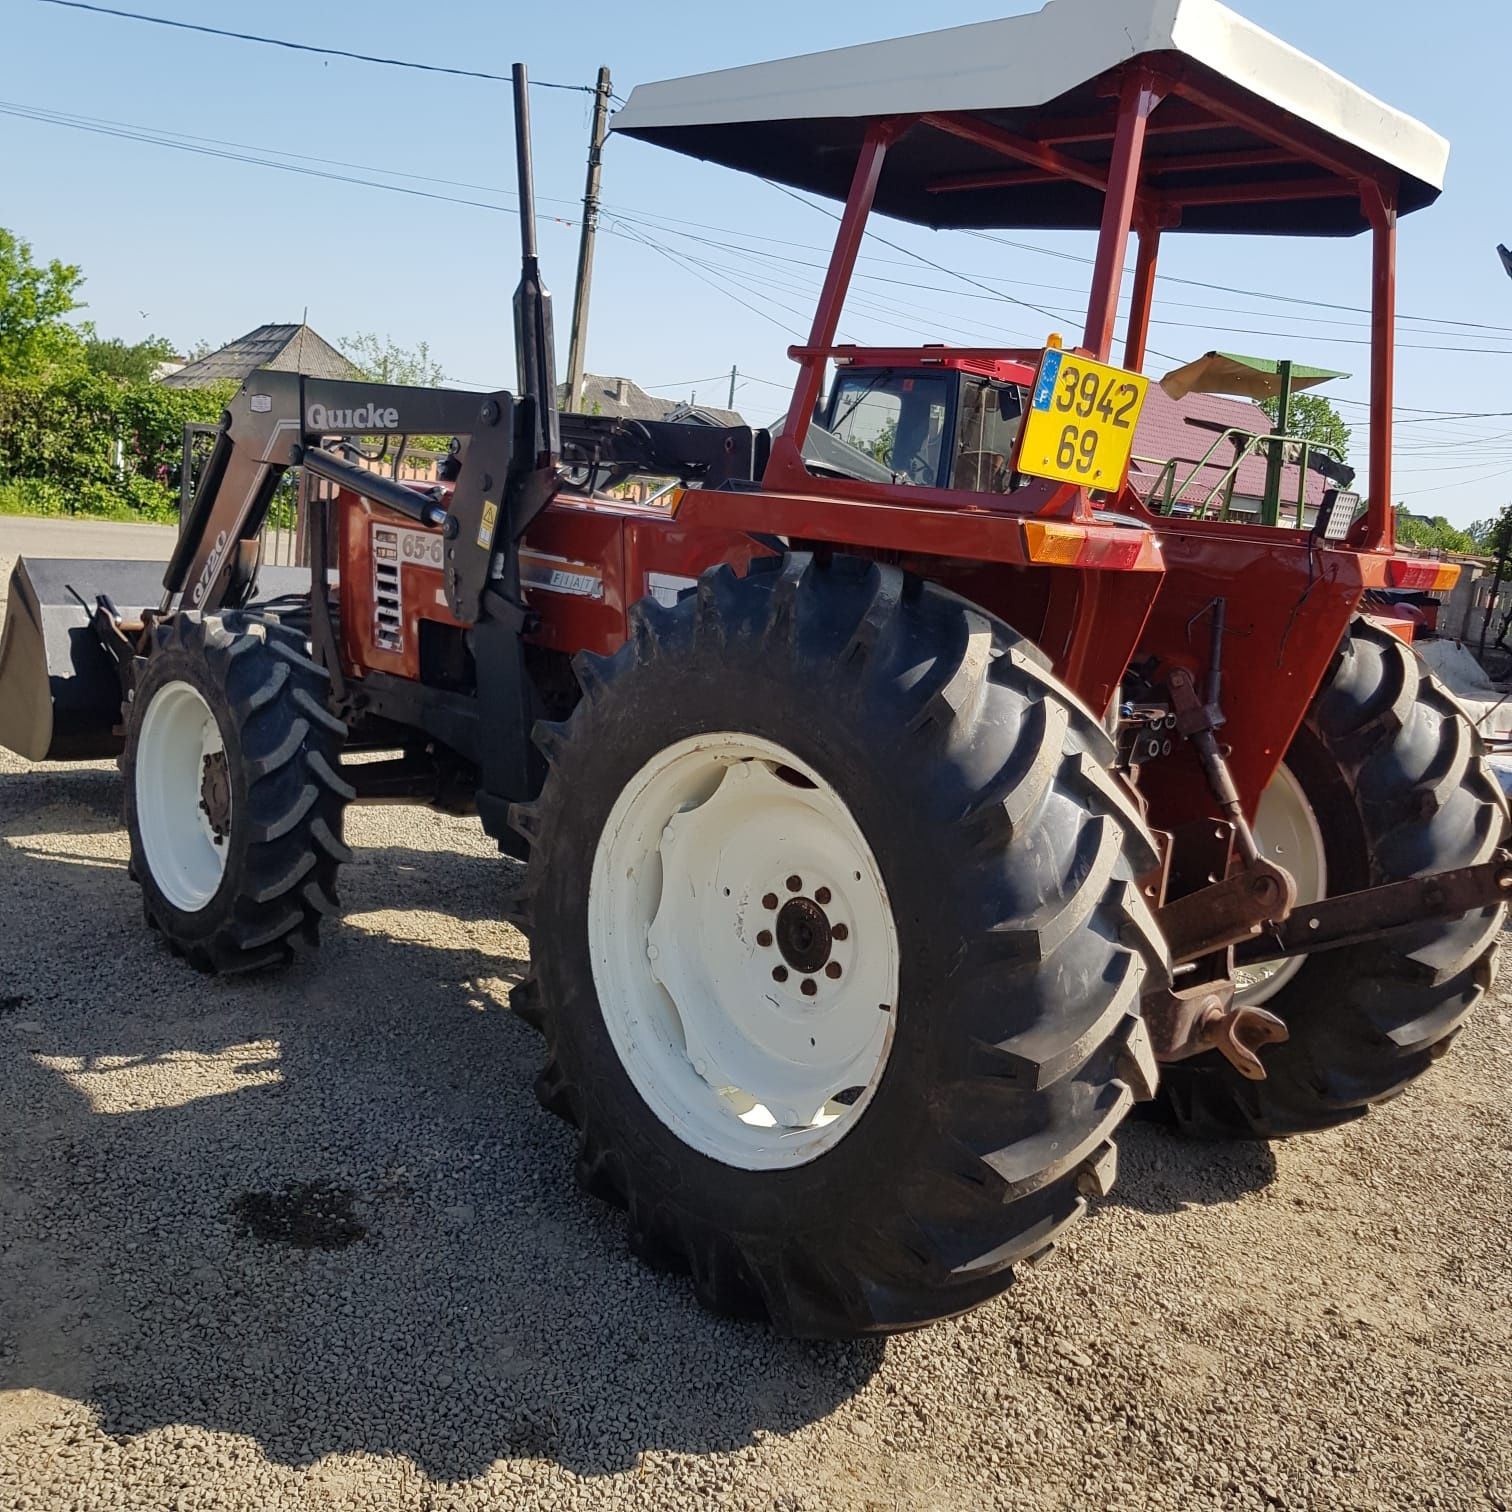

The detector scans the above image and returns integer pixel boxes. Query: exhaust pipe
[512,62,560,472]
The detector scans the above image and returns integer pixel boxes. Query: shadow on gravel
[1109,1115,1278,1214]
[0,766,881,1484]
[0,766,121,834]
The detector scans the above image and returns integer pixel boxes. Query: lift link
[1153,662,1299,966]
[1238,851,1512,966]
[1155,855,1295,965]
[1167,662,1257,862]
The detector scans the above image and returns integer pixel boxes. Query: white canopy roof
[611,0,1448,235]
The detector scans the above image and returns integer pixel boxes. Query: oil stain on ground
[231,1181,367,1250]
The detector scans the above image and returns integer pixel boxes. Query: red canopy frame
[769,60,1398,551]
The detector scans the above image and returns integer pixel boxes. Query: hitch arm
[1236,853,1512,966]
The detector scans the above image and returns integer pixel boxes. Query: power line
[621,212,1512,358]
[609,220,809,341]
[31,0,595,90]
[10,93,1512,470]
[966,230,1512,336]
[1397,464,1512,498]
[11,93,1510,359]
[0,101,524,215]
[616,210,1512,350]
[761,178,1060,336]
[14,31,1509,349]
[641,373,735,392]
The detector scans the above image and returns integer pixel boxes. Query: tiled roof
[1128,384,1327,512]
[158,324,362,389]
[561,373,743,428]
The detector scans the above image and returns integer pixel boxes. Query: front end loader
[2,3,1506,1337]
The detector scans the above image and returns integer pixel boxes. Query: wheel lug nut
[786,875,803,893]
[756,930,773,948]
[800,978,817,997]
[772,966,788,983]
[762,892,779,910]
[832,923,849,941]
[815,886,831,905]
[825,961,842,979]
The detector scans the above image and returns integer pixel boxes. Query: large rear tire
[510,554,1168,1336]
[1159,618,1508,1138]
[122,612,352,974]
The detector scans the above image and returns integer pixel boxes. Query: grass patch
[0,476,179,524]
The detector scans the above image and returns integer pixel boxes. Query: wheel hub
[776,895,832,975]
[589,734,900,1171]
[200,750,231,841]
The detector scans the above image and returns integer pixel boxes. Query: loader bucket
[0,557,167,762]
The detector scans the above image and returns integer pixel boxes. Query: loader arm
[167,370,527,622]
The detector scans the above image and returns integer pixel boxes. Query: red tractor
[2,2,1505,1337]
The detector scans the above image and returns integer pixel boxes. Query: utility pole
[727,365,738,410]
[565,66,613,414]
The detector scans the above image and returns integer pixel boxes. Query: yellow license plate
[1015,349,1149,490]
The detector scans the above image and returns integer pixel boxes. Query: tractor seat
[957,450,1008,492]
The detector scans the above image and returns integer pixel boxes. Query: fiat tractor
[1,0,1506,1337]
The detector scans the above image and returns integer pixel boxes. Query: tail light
[1022,520,1160,570]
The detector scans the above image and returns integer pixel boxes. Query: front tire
[1159,618,1508,1138]
[122,612,352,974]
[510,555,1168,1336]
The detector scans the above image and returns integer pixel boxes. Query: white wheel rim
[589,733,900,1171]
[136,679,231,912]
[1233,761,1327,1005]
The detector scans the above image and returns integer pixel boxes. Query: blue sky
[5,0,1511,526]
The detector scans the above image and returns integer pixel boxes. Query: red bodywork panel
[1134,520,1372,825]
[674,481,1165,718]
[333,468,1377,824]
[336,487,772,684]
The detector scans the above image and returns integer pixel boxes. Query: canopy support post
[773,119,907,464]
[1123,215,1162,370]
[1362,182,1397,551]
[1084,70,1166,361]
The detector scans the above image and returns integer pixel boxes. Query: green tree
[1259,392,1351,460]
[339,331,445,387]
[0,227,85,381]
[1394,508,1477,554]
[82,332,177,384]
[867,416,898,468]
[1466,516,1503,550]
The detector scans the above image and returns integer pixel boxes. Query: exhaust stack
[512,62,561,470]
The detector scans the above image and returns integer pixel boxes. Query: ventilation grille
[372,526,403,652]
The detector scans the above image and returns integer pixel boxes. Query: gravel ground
[2,524,1511,1510]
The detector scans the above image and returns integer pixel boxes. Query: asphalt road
[0,514,176,562]
[1,520,1510,1510]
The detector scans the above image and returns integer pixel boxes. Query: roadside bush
[0,372,231,520]
[0,476,178,522]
